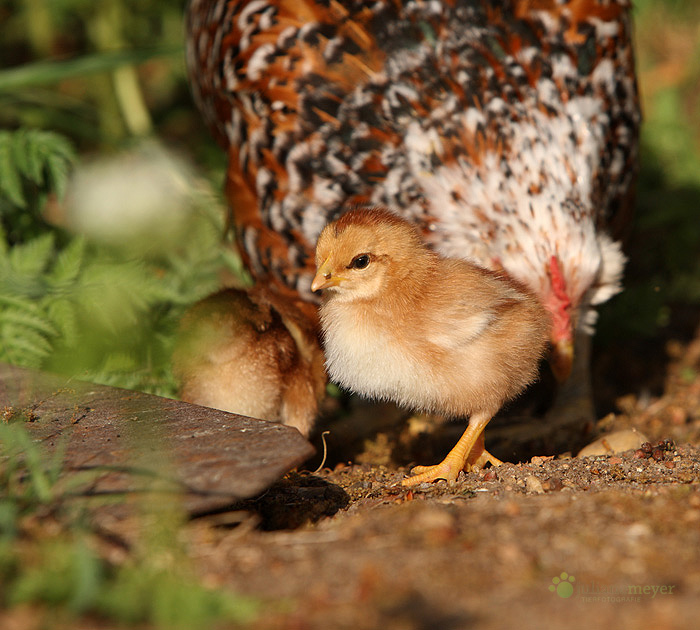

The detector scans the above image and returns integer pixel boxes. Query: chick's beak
[311,256,345,292]
[550,337,574,382]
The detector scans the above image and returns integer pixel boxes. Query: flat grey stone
[0,362,315,512]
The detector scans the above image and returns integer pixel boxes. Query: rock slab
[0,362,315,512]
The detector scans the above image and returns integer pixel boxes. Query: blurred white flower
[64,141,200,248]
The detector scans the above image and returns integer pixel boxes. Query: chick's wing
[423,266,527,350]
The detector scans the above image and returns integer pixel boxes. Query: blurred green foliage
[0,422,259,628]
[0,5,258,625]
[0,0,201,149]
[0,0,238,396]
[0,127,241,395]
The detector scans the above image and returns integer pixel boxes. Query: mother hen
[185,0,640,442]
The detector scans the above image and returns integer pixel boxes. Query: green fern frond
[0,131,25,208]
[8,232,55,277]
[44,142,75,199]
[12,128,44,186]
[0,128,75,210]
[48,236,86,287]
[45,298,79,347]
[0,306,59,338]
[0,324,53,366]
[0,136,242,396]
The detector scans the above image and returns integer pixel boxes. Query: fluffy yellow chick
[311,207,549,485]
[172,286,326,437]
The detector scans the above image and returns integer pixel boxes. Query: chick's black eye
[348,254,370,270]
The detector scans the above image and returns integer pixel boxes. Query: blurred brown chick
[172,286,326,438]
[311,207,549,485]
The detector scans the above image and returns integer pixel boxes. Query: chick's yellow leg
[402,412,499,486]
[466,431,503,469]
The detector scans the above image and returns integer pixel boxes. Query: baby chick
[311,207,549,485]
[172,286,326,438]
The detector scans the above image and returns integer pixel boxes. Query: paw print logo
[549,572,576,598]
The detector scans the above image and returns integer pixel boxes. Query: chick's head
[310,207,429,301]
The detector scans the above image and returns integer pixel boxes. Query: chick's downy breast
[319,299,430,407]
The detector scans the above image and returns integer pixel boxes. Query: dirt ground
[171,322,700,629]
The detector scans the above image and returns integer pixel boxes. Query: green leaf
[77,260,162,330]
[0,129,75,225]
[24,129,45,185]
[44,140,75,199]
[0,293,38,311]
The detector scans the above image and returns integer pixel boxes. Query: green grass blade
[0,46,183,92]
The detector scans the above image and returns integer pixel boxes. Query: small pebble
[542,477,563,492]
[525,475,545,494]
[482,469,497,482]
[578,429,649,458]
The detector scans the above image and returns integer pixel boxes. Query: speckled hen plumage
[186,0,640,388]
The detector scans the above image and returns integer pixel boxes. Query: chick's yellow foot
[468,450,503,470]
[401,412,496,486]
[401,449,502,486]
[403,456,465,486]
[465,431,503,470]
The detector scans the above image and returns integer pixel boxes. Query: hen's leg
[545,328,595,440]
[485,329,595,456]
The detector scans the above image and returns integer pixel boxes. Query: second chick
[173,286,326,437]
